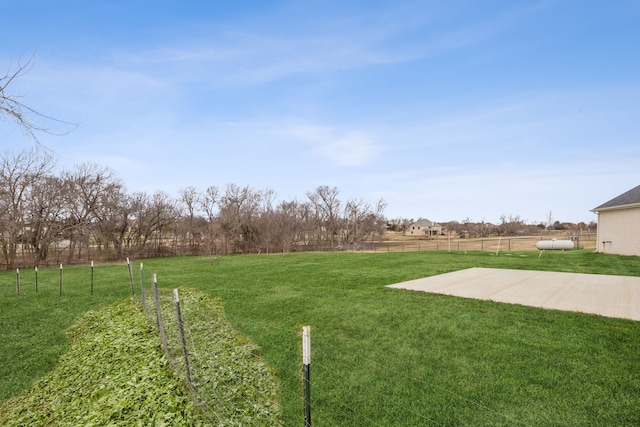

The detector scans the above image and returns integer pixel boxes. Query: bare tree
[546,210,554,231]
[128,192,153,252]
[270,199,304,252]
[255,188,278,253]
[461,217,474,238]
[200,186,219,222]
[292,200,315,249]
[306,185,341,248]
[387,217,413,235]
[478,218,490,238]
[63,163,120,262]
[128,191,178,257]
[497,214,526,236]
[342,198,387,246]
[24,175,68,265]
[0,148,55,268]
[219,184,261,253]
[1,53,74,145]
[178,186,200,250]
[199,185,221,255]
[149,191,179,255]
[92,182,131,258]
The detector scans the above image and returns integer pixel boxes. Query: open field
[1,250,639,425]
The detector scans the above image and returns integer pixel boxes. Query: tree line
[387,214,596,238]
[0,148,387,269]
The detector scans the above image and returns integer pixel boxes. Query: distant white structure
[536,239,574,250]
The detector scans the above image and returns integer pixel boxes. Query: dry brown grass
[378,232,596,253]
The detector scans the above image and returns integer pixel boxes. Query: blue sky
[2,0,639,224]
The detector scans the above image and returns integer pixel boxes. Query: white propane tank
[536,238,574,250]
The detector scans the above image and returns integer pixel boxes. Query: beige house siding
[596,207,640,256]
[408,219,442,236]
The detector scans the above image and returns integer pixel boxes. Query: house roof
[592,184,640,212]
[413,219,440,227]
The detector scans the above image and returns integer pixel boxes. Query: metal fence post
[174,289,193,386]
[127,257,135,296]
[303,325,312,427]
[153,275,170,361]
[59,264,63,296]
[140,263,147,313]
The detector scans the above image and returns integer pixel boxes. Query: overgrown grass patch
[153,287,282,425]
[0,298,206,426]
[0,288,282,426]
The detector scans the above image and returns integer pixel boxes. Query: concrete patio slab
[387,268,640,321]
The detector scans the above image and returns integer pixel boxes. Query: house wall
[409,225,442,236]
[409,226,426,235]
[596,207,640,256]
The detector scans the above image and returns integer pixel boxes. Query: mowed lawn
[2,250,640,426]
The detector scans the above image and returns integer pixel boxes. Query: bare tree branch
[1,52,77,146]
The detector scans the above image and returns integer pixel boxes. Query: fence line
[143,279,282,425]
[373,234,597,254]
[1,231,598,270]
[173,289,193,385]
[152,275,171,364]
[143,280,530,427]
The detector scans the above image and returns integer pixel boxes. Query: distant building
[592,184,640,256]
[408,219,442,237]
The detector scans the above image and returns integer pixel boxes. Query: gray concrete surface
[387,268,640,321]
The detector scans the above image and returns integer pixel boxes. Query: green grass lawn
[1,250,640,425]
[0,263,133,402]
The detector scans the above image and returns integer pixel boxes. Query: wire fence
[372,233,597,253]
[139,276,282,426]
[141,276,537,426]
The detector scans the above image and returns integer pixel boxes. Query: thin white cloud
[278,123,381,166]
[110,32,396,86]
[101,2,544,87]
[313,131,380,166]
